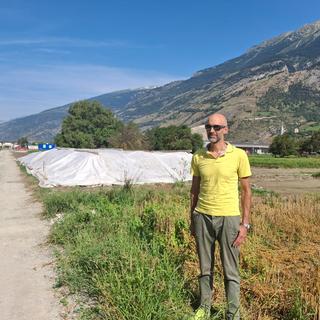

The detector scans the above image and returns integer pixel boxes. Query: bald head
[207,113,228,127]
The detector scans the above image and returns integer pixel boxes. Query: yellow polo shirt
[191,143,251,216]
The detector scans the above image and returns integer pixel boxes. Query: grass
[36,183,320,320]
[44,187,193,319]
[249,155,320,168]
[251,185,278,197]
[312,172,320,178]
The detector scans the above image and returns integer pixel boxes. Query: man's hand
[232,225,248,247]
[190,176,200,238]
[190,217,196,237]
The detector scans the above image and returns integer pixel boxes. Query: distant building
[2,142,13,149]
[203,141,269,154]
[233,143,269,154]
[28,145,39,150]
[280,122,286,135]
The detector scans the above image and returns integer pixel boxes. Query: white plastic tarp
[18,148,192,187]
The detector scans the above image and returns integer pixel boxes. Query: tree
[269,134,298,157]
[191,133,204,153]
[299,130,320,154]
[145,125,203,152]
[17,137,28,147]
[108,122,149,150]
[54,100,123,148]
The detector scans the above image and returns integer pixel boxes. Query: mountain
[0,88,153,142]
[1,20,320,143]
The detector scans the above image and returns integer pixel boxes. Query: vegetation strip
[37,183,320,320]
[249,155,320,168]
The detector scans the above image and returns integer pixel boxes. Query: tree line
[54,100,203,152]
[17,100,319,156]
[269,131,320,157]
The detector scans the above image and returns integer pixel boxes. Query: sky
[1,0,320,121]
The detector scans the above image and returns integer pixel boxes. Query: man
[189,113,252,320]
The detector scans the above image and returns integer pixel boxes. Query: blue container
[38,143,56,151]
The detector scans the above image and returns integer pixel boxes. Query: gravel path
[0,150,62,320]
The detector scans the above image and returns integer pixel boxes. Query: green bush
[269,134,298,157]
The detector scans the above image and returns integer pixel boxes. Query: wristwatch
[240,223,251,230]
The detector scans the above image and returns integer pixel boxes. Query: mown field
[37,183,319,320]
[249,155,320,168]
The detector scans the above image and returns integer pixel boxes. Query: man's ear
[224,126,229,134]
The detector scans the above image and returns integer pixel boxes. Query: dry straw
[183,194,320,319]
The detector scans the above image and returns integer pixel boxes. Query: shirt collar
[204,142,234,154]
[225,143,234,153]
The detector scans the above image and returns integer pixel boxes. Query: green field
[249,155,320,168]
[38,184,319,320]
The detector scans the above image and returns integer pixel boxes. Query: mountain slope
[115,20,320,139]
[1,20,320,143]
[0,88,153,142]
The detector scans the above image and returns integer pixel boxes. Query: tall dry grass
[243,194,320,319]
[182,194,320,319]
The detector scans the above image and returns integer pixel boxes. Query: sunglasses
[205,124,226,131]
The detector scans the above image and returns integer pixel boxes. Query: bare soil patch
[251,167,320,194]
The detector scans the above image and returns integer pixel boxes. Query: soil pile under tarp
[18,148,192,187]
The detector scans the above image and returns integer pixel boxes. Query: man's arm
[190,175,201,236]
[240,176,251,225]
[233,177,252,247]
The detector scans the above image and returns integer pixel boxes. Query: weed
[284,288,317,320]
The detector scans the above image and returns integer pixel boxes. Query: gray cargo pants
[193,211,241,320]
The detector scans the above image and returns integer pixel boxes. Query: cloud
[0,37,161,49]
[33,48,72,55]
[0,64,183,121]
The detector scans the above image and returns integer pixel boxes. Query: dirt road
[0,150,61,320]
